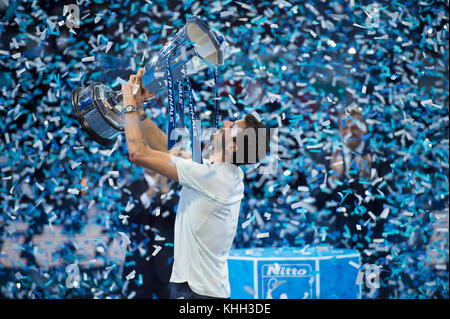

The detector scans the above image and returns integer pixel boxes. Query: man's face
[210,118,247,157]
[339,113,367,149]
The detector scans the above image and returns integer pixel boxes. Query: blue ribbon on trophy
[167,56,202,163]
[166,56,177,150]
[70,16,226,155]
[177,79,185,128]
[185,78,203,164]
[169,67,220,163]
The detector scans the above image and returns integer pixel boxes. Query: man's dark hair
[231,114,270,165]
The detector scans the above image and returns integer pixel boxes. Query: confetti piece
[82,56,95,63]
[281,184,290,195]
[152,245,162,256]
[118,232,131,246]
[35,183,45,192]
[70,162,82,169]
[105,41,114,54]
[67,188,80,195]
[228,93,236,104]
[125,270,136,281]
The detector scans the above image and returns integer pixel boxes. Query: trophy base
[71,87,117,147]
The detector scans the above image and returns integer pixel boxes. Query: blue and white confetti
[0,0,448,299]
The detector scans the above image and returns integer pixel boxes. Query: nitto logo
[261,263,315,299]
[264,263,311,277]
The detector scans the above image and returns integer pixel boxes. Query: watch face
[125,105,135,113]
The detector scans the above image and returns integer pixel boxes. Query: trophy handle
[106,91,123,116]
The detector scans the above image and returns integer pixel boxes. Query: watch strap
[124,105,139,114]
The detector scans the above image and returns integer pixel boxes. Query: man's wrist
[123,104,139,115]
[123,98,136,107]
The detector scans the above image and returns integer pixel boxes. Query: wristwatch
[123,104,139,114]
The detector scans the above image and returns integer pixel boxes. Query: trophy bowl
[71,82,124,146]
[70,16,225,146]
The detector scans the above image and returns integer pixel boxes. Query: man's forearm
[133,68,169,153]
[137,103,191,159]
[124,111,149,162]
[121,75,179,182]
[124,111,179,182]
[138,111,168,153]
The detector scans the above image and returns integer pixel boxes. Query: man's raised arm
[135,68,191,159]
[122,74,179,182]
[132,68,167,153]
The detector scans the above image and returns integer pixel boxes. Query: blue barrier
[228,246,361,299]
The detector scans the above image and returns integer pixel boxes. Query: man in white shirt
[121,70,269,298]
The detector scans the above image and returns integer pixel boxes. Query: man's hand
[134,68,155,110]
[121,74,138,107]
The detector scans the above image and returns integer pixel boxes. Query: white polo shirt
[169,158,244,298]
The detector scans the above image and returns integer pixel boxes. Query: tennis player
[121,70,269,299]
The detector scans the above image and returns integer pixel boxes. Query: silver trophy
[71,16,225,146]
